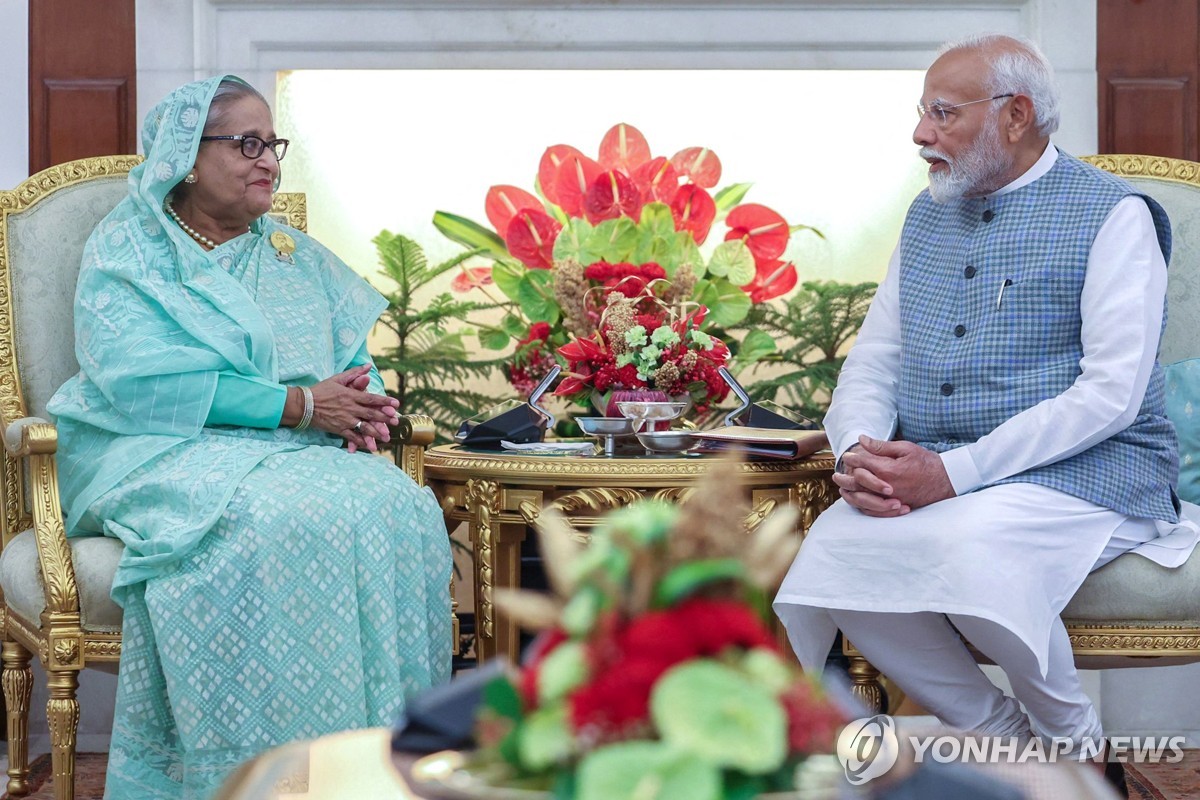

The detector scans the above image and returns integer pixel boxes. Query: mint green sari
[47,76,451,798]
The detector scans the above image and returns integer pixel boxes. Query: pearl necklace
[164,201,217,249]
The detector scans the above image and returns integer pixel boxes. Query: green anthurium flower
[653,558,745,607]
[536,641,589,705]
[561,585,605,637]
[575,742,722,800]
[551,217,595,264]
[738,648,796,695]
[707,239,757,286]
[604,501,679,546]
[517,706,573,772]
[651,661,787,774]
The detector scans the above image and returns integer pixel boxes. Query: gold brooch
[270,231,296,263]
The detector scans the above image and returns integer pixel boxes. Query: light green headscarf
[48,75,386,545]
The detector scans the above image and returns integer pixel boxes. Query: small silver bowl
[577,416,637,436]
[616,400,689,422]
[636,429,698,453]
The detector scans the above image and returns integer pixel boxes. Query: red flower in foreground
[569,655,665,742]
[781,679,845,754]
[567,598,778,739]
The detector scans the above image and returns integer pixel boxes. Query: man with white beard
[774,33,1199,794]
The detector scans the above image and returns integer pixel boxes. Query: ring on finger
[353,420,365,433]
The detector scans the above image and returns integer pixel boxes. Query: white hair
[204,79,270,134]
[937,33,1061,136]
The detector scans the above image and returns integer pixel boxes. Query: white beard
[920,112,1015,203]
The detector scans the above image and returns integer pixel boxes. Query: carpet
[0,753,106,800]
[3,750,1199,799]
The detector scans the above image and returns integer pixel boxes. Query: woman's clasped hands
[299,364,400,453]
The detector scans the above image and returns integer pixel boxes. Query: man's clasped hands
[832,435,958,517]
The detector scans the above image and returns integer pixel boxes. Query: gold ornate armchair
[846,154,1200,712]
[1062,155,1200,666]
[0,157,435,800]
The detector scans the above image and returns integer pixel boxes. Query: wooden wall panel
[1097,0,1198,158]
[1106,77,1194,160]
[28,0,137,172]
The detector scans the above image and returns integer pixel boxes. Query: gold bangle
[295,386,315,430]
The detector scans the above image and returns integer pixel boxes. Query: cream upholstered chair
[0,157,436,800]
[845,154,1200,712]
[1062,155,1200,666]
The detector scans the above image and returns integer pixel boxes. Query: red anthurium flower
[631,156,680,204]
[558,336,606,363]
[584,170,643,224]
[725,203,790,261]
[538,144,585,207]
[504,209,561,270]
[670,146,722,189]
[450,266,494,293]
[553,153,604,218]
[746,258,798,303]
[485,185,543,237]
[598,123,652,174]
[669,184,717,244]
[554,373,592,396]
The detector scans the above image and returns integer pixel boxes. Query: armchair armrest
[394,414,435,487]
[0,416,83,632]
[3,416,55,457]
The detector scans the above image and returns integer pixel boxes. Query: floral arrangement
[553,289,730,412]
[435,123,817,398]
[474,460,845,800]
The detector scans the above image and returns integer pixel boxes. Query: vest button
[964,265,977,278]
[954,324,966,337]
[982,209,995,222]
[941,383,954,396]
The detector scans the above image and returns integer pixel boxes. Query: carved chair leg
[47,668,80,800]
[847,654,885,715]
[2,639,33,796]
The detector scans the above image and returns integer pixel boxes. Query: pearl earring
[184,172,197,184]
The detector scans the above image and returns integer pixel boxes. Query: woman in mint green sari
[47,76,451,799]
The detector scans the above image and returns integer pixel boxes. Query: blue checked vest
[897,152,1180,521]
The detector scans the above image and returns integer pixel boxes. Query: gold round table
[423,444,837,663]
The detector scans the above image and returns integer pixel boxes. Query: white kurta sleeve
[939,195,1168,494]
[822,246,902,461]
